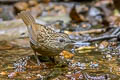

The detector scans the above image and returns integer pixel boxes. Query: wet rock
[29,5,42,18]
[0,18,45,41]
[42,4,67,16]
[88,7,103,25]
[0,5,15,20]
[88,7,101,17]
[47,20,65,33]
[38,13,70,24]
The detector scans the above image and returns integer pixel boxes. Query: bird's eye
[59,39,65,42]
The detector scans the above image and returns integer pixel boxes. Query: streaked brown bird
[18,11,74,65]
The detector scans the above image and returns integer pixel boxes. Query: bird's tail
[18,11,36,26]
[18,11,38,45]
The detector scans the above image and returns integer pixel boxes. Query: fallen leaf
[0,71,7,76]
[113,0,120,11]
[61,51,74,59]
[70,5,85,23]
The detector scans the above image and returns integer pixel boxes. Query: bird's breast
[30,42,62,56]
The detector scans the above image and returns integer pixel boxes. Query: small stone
[36,74,42,77]
[88,7,101,17]
[106,54,112,58]
[67,72,72,74]
[106,54,112,60]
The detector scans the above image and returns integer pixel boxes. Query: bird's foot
[34,55,41,66]
[50,56,68,67]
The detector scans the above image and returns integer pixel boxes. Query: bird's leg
[34,51,41,65]
[49,56,55,63]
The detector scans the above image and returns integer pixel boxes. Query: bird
[18,11,75,65]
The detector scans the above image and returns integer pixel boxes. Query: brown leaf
[0,71,7,76]
[113,0,120,10]
[70,5,85,23]
[61,51,74,59]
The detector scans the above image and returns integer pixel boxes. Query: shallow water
[0,42,120,80]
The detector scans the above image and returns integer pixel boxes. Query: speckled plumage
[18,11,73,64]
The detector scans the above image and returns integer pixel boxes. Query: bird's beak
[66,40,76,43]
